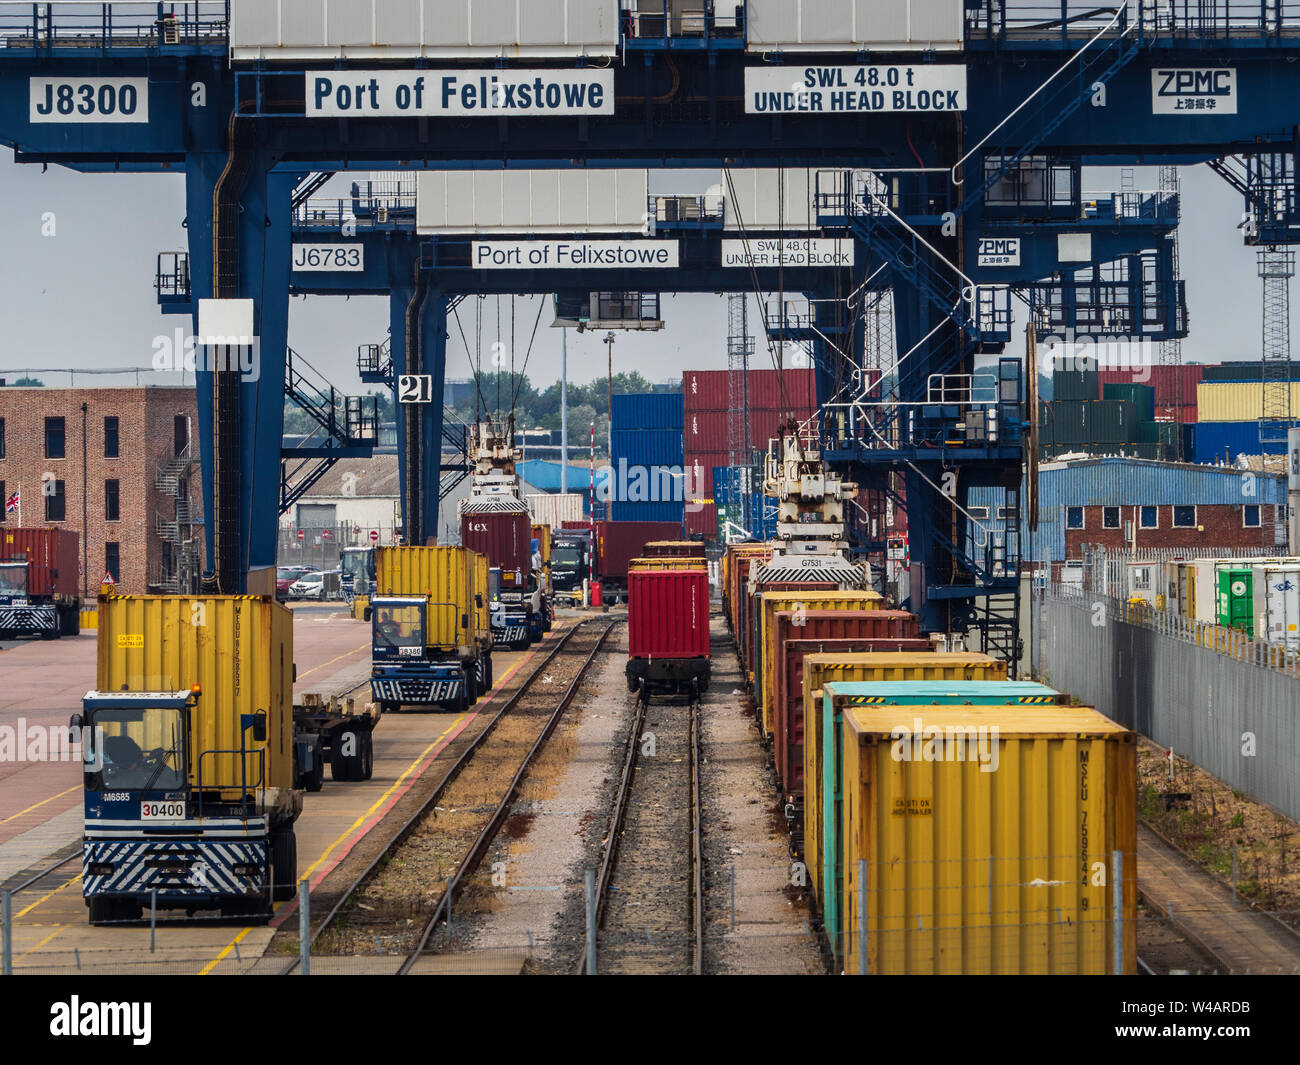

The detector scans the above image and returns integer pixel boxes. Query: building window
[105,542,120,584]
[104,416,119,459]
[1172,505,1196,528]
[1243,504,1261,528]
[44,417,65,459]
[45,479,66,522]
[968,506,990,520]
[1066,506,1084,530]
[174,414,188,458]
[996,506,1016,519]
[1139,506,1158,529]
[105,479,120,522]
[1102,507,1120,529]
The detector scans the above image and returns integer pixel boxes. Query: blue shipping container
[612,392,684,431]
[610,428,685,469]
[611,499,685,523]
[1192,421,1263,464]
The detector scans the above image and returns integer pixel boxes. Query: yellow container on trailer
[95,594,295,800]
[375,545,489,652]
[756,589,884,736]
[801,652,1004,901]
[838,703,1136,975]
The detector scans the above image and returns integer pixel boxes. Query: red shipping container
[596,520,682,580]
[627,568,710,660]
[683,368,817,413]
[460,511,531,586]
[772,611,927,796]
[0,527,79,598]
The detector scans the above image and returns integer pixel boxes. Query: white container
[417,170,648,234]
[745,0,964,52]
[1125,561,1158,607]
[230,0,620,61]
[722,169,817,231]
[527,492,584,528]
[1253,565,1300,649]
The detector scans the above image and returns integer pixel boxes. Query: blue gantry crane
[2,0,1298,666]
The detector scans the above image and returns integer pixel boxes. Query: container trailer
[626,567,711,699]
[0,527,81,638]
[78,595,301,924]
[369,546,492,712]
[461,509,544,647]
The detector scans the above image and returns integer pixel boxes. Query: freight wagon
[626,567,711,700]
[369,546,492,712]
[801,652,1008,902]
[78,595,301,924]
[0,527,81,639]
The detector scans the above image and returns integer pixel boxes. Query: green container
[1103,383,1156,421]
[1053,368,1099,402]
[1217,569,1254,637]
[1136,421,1160,444]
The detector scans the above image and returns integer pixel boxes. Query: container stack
[1045,366,1184,460]
[1099,364,1201,424]
[1193,376,1300,462]
[682,368,817,538]
[609,392,685,523]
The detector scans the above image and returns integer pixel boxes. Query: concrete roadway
[0,601,537,974]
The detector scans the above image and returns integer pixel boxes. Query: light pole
[561,327,569,494]
[604,331,615,459]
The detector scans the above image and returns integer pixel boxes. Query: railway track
[291,616,618,971]
[580,690,705,975]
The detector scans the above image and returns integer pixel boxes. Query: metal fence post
[584,869,597,975]
[150,888,157,953]
[1,890,10,976]
[1112,850,1123,976]
[298,879,310,975]
[857,859,867,975]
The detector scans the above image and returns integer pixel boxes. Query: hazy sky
[0,154,1281,393]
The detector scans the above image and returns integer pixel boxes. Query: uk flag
[4,490,17,514]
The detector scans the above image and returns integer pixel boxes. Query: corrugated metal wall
[1039,593,1300,822]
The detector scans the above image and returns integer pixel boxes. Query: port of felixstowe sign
[306,70,614,116]
[744,65,967,113]
[470,241,680,269]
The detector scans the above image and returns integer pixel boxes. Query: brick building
[0,386,203,594]
[970,456,1289,564]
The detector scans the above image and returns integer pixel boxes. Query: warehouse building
[970,456,1288,564]
[0,385,202,594]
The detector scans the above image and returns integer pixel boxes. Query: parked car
[289,571,327,600]
[277,565,318,600]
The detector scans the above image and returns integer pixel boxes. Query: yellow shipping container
[838,703,1136,975]
[628,556,708,571]
[802,653,1003,902]
[756,589,884,736]
[375,545,489,652]
[95,594,295,799]
[1197,380,1300,422]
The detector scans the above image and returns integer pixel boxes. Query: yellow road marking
[0,784,80,826]
[295,641,370,682]
[17,872,81,918]
[200,641,546,975]
[17,923,67,961]
[200,710,470,975]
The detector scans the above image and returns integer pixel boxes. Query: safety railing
[623,1,745,46]
[155,250,190,301]
[651,194,725,226]
[967,0,1300,45]
[0,2,228,53]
